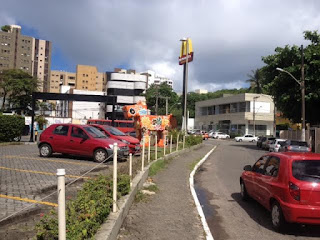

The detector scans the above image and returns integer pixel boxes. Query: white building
[141,70,173,88]
[195,93,275,136]
[195,89,208,94]
[106,69,146,119]
[56,87,105,120]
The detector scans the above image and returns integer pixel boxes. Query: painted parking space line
[3,155,98,167]
[0,166,91,179]
[0,194,57,207]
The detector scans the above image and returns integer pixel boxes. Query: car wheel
[240,180,249,201]
[39,143,52,157]
[226,136,230,139]
[94,148,108,163]
[271,201,286,232]
[239,139,242,142]
[252,139,256,142]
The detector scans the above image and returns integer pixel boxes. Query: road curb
[190,146,216,240]
[95,143,203,240]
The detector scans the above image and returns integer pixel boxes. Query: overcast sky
[1,0,319,92]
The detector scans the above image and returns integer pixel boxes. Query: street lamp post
[253,96,260,136]
[276,46,306,141]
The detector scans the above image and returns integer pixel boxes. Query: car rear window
[290,141,308,146]
[292,160,320,183]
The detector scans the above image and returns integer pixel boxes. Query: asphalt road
[195,139,320,240]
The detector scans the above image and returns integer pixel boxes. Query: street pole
[184,39,189,133]
[253,96,259,136]
[166,97,168,115]
[301,45,306,141]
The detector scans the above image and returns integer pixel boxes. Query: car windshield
[292,160,320,183]
[103,126,126,136]
[83,126,107,138]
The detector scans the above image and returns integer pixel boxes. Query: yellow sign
[179,38,193,65]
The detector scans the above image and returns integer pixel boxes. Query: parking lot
[0,143,114,223]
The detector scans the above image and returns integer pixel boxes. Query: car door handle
[70,140,74,142]
[49,136,53,139]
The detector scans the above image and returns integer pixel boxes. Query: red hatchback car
[240,152,320,231]
[38,124,129,162]
[92,124,141,154]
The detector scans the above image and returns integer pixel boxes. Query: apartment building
[141,70,173,88]
[106,68,146,119]
[50,70,76,93]
[75,65,106,92]
[195,93,275,136]
[0,25,52,92]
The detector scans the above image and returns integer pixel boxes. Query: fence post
[129,153,132,187]
[164,135,166,156]
[155,134,158,160]
[183,135,185,149]
[141,137,145,171]
[57,169,66,240]
[148,135,151,163]
[170,134,173,153]
[176,134,180,152]
[113,143,118,213]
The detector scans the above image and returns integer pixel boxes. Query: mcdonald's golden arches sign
[179,38,193,65]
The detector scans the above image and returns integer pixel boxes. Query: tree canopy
[260,30,320,125]
[1,25,11,32]
[0,69,39,113]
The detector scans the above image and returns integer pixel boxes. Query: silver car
[278,140,311,152]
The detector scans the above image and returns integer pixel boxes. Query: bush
[36,175,130,240]
[185,135,203,147]
[168,129,183,144]
[0,114,25,142]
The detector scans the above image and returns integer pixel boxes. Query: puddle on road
[194,176,230,240]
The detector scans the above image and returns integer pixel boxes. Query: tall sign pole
[301,45,306,141]
[179,38,193,132]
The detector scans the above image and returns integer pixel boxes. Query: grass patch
[149,159,167,176]
[134,190,148,203]
[144,184,159,192]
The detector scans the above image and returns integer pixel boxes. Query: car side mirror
[243,165,252,171]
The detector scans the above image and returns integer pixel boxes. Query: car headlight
[108,144,114,149]
[121,139,130,144]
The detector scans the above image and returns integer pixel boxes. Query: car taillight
[287,146,292,151]
[307,147,311,152]
[289,182,300,201]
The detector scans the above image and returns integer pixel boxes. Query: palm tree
[246,69,263,94]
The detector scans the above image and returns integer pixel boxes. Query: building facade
[75,65,106,92]
[50,70,76,93]
[0,25,52,92]
[195,93,275,136]
[195,89,208,94]
[106,68,146,119]
[141,70,173,88]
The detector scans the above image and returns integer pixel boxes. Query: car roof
[268,152,320,160]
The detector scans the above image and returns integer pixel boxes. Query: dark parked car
[38,124,129,162]
[240,152,320,231]
[257,136,266,148]
[261,137,276,150]
[278,140,311,152]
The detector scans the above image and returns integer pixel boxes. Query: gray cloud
[1,0,320,92]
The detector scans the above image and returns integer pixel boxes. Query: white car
[211,132,230,139]
[235,134,258,142]
[269,139,286,152]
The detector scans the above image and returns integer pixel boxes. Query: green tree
[144,83,179,115]
[1,25,11,32]
[246,69,264,93]
[0,69,39,113]
[261,30,320,125]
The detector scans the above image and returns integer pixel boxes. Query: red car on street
[240,152,320,231]
[92,124,141,154]
[38,124,129,162]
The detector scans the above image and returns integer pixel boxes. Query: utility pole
[301,45,306,141]
[253,96,260,136]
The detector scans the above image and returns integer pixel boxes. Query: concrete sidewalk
[117,142,214,240]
